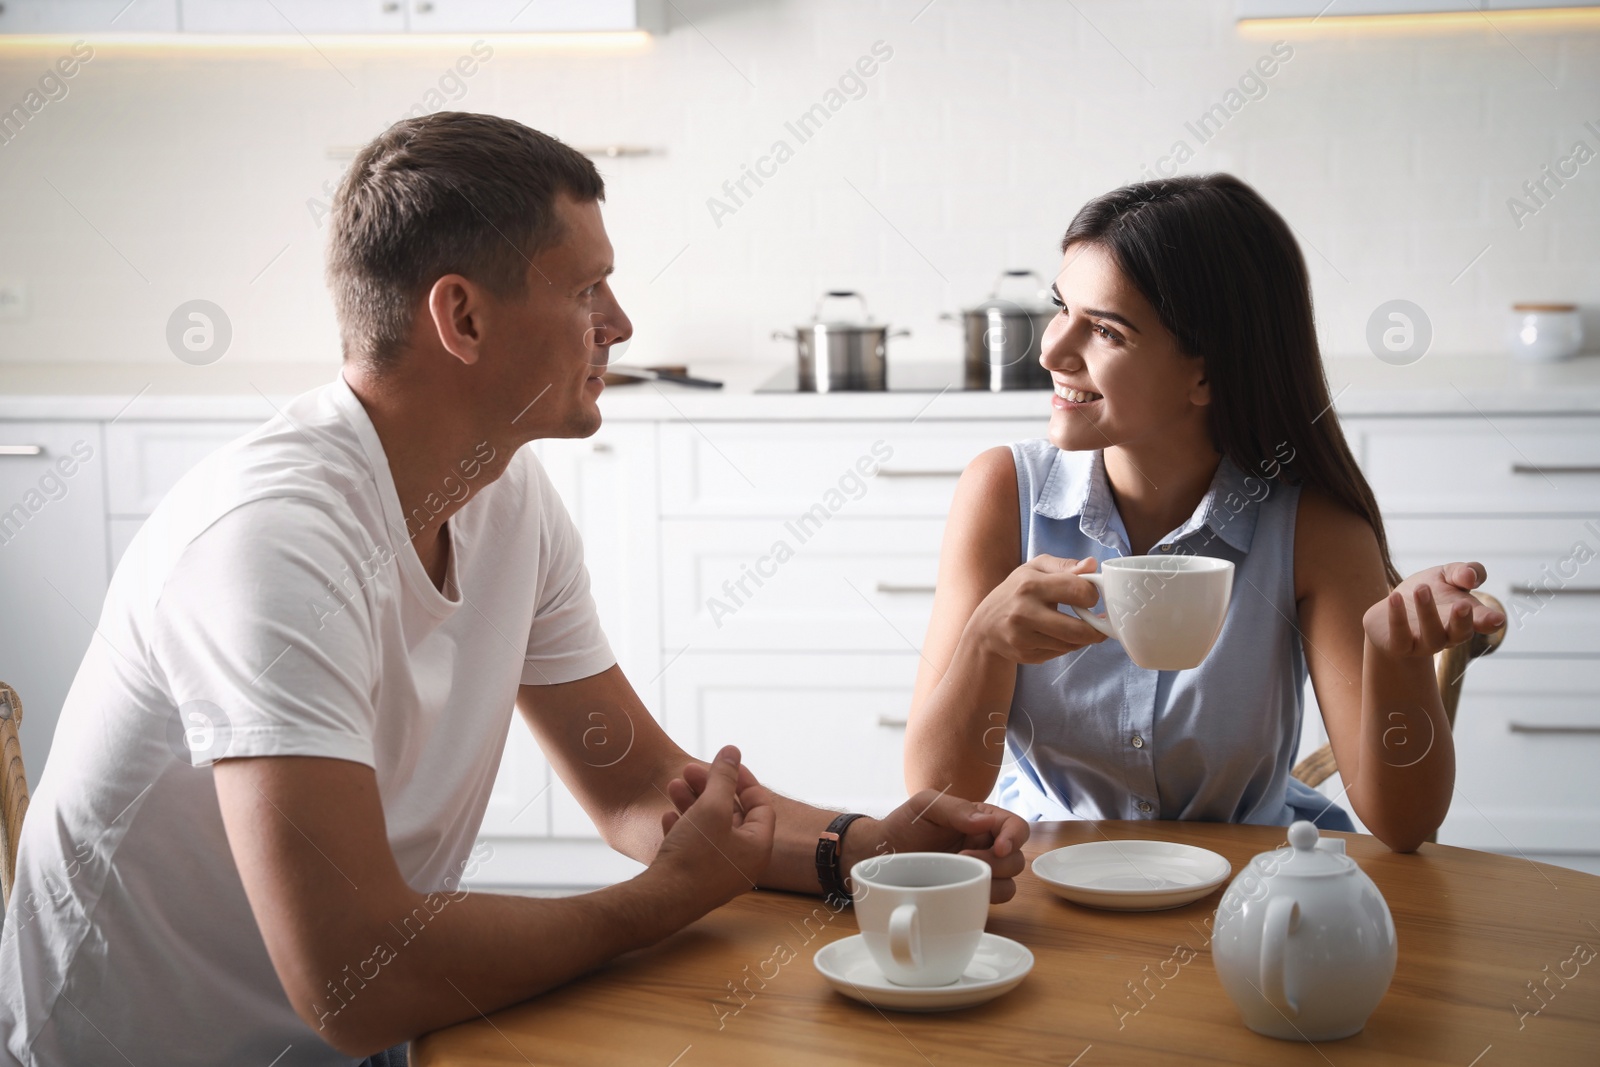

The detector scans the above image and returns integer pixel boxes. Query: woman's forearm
[904,625,1022,801]
[1348,636,1456,852]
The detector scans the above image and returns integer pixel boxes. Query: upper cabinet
[180,0,409,33]
[412,0,663,33]
[0,0,179,32]
[1237,0,1595,17]
[0,0,665,33]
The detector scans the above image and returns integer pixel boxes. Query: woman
[904,174,1503,851]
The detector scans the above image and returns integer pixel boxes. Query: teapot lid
[1253,820,1355,878]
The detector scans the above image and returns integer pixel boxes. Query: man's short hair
[327,112,605,369]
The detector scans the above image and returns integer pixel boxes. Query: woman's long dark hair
[1062,173,1401,588]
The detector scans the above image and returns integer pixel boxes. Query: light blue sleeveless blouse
[992,442,1353,830]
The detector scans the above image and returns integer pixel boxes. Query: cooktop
[755,363,1051,393]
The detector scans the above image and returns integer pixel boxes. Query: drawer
[658,420,1038,518]
[1357,416,1600,514]
[1387,517,1600,655]
[105,421,259,516]
[661,518,945,650]
[661,652,921,817]
[1437,657,1600,852]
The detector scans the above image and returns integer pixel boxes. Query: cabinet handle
[0,445,43,457]
[381,1,399,11]
[1511,463,1600,475]
[875,582,936,595]
[1509,722,1600,735]
[591,442,613,454]
[877,716,908,729]
[1509,583,1600,597]
[414,0,433,11]
[878,469,963,479]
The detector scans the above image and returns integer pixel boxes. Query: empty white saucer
[813,932,1034,1012]
[1032,840,1231,911]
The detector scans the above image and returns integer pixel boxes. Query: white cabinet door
[0,423,108,789]
[180,0,408,32]
[412,0,663,32]
[481,424,661,845]
[476,717,551,839]
[659,517,944,651]
[104,421,259,516]
[1356,416,1600,514]
[0,0,178,31]
[658,420,1035,519]
[661,652,921,818]
[1437,656,1600,852]
[532,425,661,713]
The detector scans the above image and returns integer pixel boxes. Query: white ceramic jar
[1210,821,1397,1041]
[1507,303,1584,363]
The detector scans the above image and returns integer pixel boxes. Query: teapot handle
[1259,895,1300,1018]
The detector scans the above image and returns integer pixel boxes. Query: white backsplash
[0,0,1595,367]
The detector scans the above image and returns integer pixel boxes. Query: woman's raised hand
[965,554,1109,664]
[1362,561,1507,660]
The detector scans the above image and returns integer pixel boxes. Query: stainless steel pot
[945,270,1055,391]
[773,291,909,392]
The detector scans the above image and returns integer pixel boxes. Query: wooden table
[413,822,1600,1066]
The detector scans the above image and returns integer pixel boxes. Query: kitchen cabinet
[0,0,178,32]
[0,0,663,33]
[179,0,409,33]
[1303,422,1600,861]
[5,356,1598,886]
[477,424,663,851]
[410,0,664,33]
[0,422,108,790]
[661,651,923,819]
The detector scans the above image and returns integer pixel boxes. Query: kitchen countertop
[1,353,1598,422]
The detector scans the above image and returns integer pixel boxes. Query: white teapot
[1211,821,1397,1041]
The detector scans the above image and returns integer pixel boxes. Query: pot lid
[1251,820,1356,878]
[964,269,1054,315]
[808,290,879,328]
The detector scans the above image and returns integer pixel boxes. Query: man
[0,112,1026,1066]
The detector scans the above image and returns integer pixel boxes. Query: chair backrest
[1,681,27,912]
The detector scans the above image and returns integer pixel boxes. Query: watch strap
[815,812,868,908]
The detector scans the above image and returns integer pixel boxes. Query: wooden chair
[1,681,27,912]
[1292,592,1507,838]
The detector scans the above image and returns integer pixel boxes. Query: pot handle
[815,290,871,322]
[1259,895,1300,1018]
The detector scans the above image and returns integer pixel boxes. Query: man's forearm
[311,867,706,1055]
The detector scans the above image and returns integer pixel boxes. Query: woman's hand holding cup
[966,555,1109,665]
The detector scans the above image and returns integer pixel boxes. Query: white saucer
[813,933,1034,1012]
[1032,840,1232,911]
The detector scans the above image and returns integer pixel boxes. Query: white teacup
[850,852,990,987]
[1064,554,1234,671]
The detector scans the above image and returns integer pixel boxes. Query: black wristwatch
[815,812,868,908]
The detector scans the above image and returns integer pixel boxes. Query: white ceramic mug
[1063,554,1234,671]
[850,852,990,987]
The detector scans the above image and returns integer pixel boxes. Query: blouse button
[1137,800,1153,814]
[1131,734,1145,749]
[1159,543,1174,552]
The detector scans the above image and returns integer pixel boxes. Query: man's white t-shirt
[0,374,616,1066]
